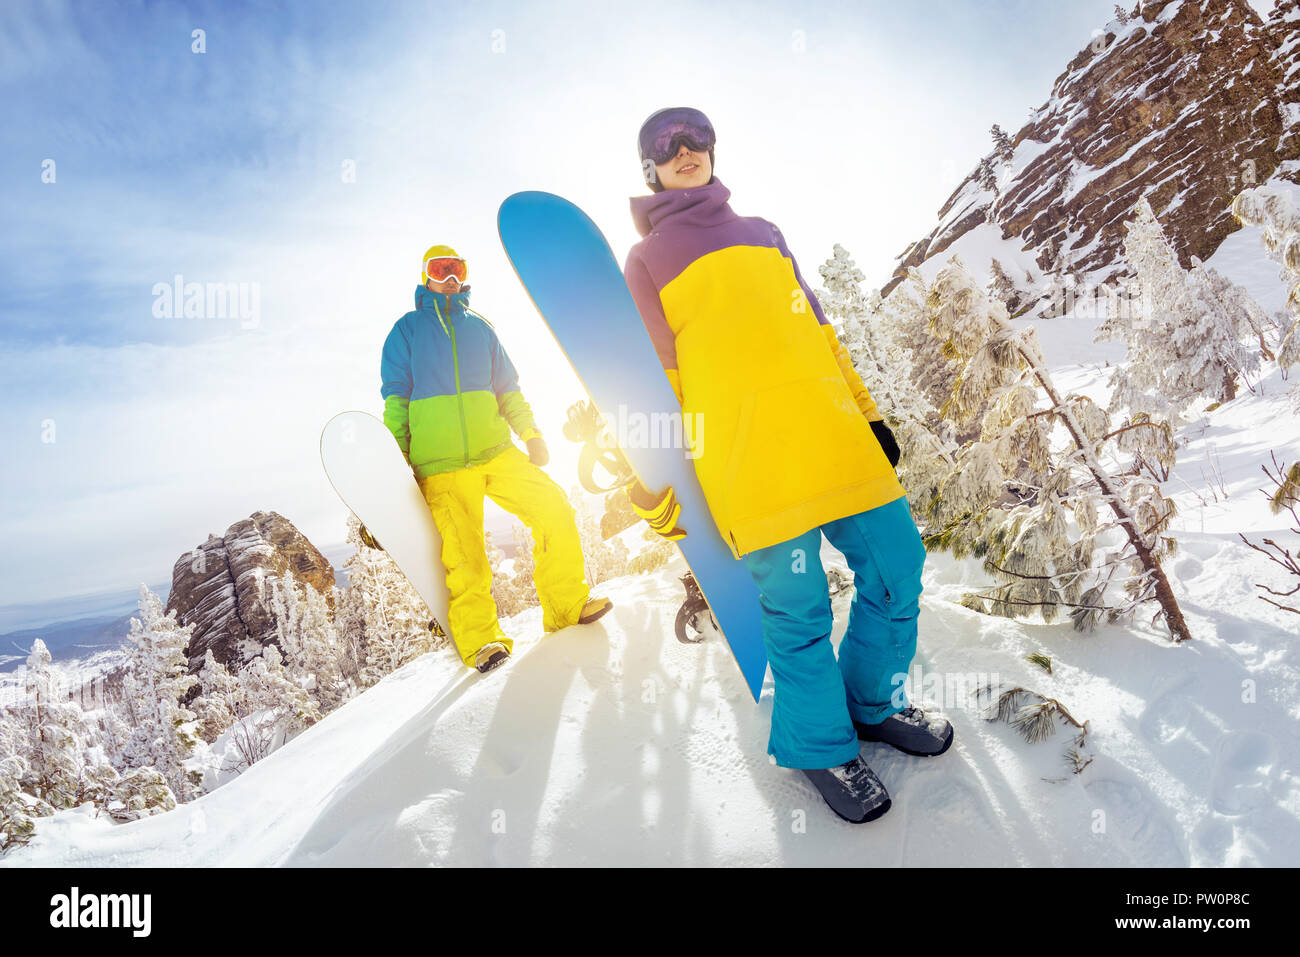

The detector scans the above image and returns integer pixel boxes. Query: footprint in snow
[1084,777,1187,867]
[1209,730,1278,816]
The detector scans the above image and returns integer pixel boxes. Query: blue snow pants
[741,494,927,769]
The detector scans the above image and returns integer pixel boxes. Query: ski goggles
[638,107,715,167]
[424,257,467,283]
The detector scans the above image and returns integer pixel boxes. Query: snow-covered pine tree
[338,514,436,688]
[119,585,201,801]
[1193,258,1278,364]
[816,246,958,523]
[509,523,540,609]
[108,766,175,822]
[924,255,1191,641]
[989,257,1031,318]
[625,526,677,575]
[484,530,518,617]
[228,643,318,772]
[0,711,44,852]
[1100,196,1262,417]
[991,124,1015,166]
[119,590,201,800]
[572,485,631,586]
[192,649,242,743]
[1231,185,1300,371]
[263,572,351,713]
[599,486,639,540]
[16,639,116,810]
[977,156,999,194]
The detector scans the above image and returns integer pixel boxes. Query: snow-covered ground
[5,430,1298,867]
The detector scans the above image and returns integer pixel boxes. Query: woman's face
[654,143,712,190]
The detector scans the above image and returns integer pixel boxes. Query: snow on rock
[886,0,1300,311]
[165,511,335,674]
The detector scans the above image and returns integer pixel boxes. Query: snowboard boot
[801,757,892,823]
[474,641,510,674]
[578,596,613,624]
[854,705,954,757]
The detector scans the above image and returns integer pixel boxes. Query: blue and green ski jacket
[380,285,540,479]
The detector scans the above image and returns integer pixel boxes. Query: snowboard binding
[563,400,636,494]
[674,571,718,644]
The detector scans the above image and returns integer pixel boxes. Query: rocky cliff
[885,0,1300,305]
[165,511,335,673]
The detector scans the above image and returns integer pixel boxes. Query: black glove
[870,420,901,469]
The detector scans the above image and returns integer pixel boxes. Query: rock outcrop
[885,0,1300,304]
[165,511,335,673]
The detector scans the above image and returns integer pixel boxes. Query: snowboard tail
[320,411,452,642]
[497,191,769,700]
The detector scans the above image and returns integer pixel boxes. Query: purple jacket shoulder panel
[623,177,827,374]
[623,247,679,373]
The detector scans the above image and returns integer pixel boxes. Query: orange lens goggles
[425,257,468,283]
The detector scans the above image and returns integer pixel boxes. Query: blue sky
[1,0,1213,614]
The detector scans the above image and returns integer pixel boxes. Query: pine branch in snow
[979,682,1092,776]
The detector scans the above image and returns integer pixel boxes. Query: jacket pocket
[722,375,881,525]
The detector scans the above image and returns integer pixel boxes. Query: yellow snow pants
[418,445,591,666]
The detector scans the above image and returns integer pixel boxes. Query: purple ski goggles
[638,107,716,166]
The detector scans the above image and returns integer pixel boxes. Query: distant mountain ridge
[0,612,135,672]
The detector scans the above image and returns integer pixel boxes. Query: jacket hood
[629,177,735,238]
[415,284,471,314]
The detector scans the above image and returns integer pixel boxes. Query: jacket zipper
[448,319,470,466]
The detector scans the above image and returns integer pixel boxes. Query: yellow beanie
[421,244,464,284]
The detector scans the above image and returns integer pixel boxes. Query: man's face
[654,143,712,190]
[426,272,463,295]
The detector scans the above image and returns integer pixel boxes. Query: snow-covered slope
[6,481,1298,866]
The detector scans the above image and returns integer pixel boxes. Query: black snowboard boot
[855,705,953,757]
[801,757,891,823]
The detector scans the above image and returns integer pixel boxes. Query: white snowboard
[320,411,451,640]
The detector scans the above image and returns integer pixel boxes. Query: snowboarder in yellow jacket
[381,244,611,673]
[623,109,953,824]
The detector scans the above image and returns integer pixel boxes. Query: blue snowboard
[498,191,768,701]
